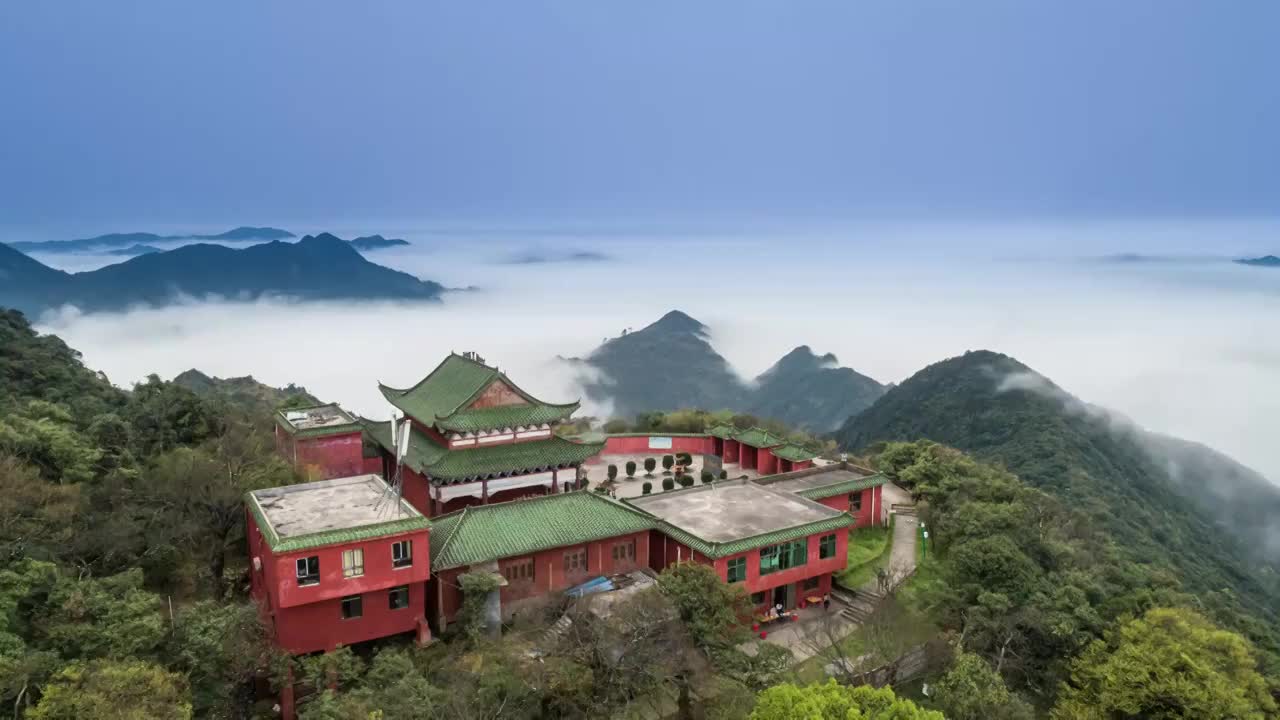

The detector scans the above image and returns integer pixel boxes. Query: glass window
[296,556,319,586]
[611,540,636,563]
[750,591,766,605]
[564,549,587,574]
[392,540,412,568]
[341,595,363,619]
[759,539,808,576]
[389,586,410,610]
[850,490,863,512]
[342,548,364,578]
[802,577,821,591]
[502,558,535,584]
[726,556,747,583]
[819,534,837,560]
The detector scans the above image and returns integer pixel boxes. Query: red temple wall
[757,448,779,475]
[433,530,650,625]
[265,531,430,611]
[284,431,365,480]
[599,435,714,456]
[853,485,884,528]
[273,582,426,655]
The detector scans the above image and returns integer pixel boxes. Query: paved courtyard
[589,454,760,499]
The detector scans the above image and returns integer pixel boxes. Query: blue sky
[1,1,1278,227]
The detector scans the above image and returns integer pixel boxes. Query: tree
[750,681,943,720]
[625,460,637,478]
[644,458,656,476]
[602,418,629,434]
[27,659,193,720]
[36,568,167,662]
[142,419,292,597]
[642,482,653,495]
[168,601,273,718]
[298,648,444,720]
[0,401,101,484]
[126,375,217,456]
[662,477,675,491]
[662,455,675,474]
[677,452,692,466]
[658,563,749,650]
[1052,607,1278,719]
[934,648,1034,720]
[607,464,618,482]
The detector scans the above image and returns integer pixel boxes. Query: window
[726,556,747,583]
[342,548,364,578]
[389,586,410,610]
[819,533,837,560]
[759,539,808,576]
[341,594,363,620]
[802,577,821,591]
[502,558,535,584]
[296,556,319,586]
[750,591,766,605]
[850,490,863,512]
[564,548,587,575]
[392,540,413,569]
[611,540,636,564]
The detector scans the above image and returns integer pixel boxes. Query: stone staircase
[831,586,885,623]
[890,503,917,516]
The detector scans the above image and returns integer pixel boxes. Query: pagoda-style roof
[378,353,579,434]
[732,427,787,449]
[770,443,820,463]
[430,491,656,571]
[707,423,738,440]
[361,417,604,484]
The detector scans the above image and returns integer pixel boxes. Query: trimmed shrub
[644,458,657,476]
[642,481,653,495]
[718,470,728,480]
[701,470,714,484]
[679,475,694,488]
[677,452,693,466]
[607,464,618,482]
[662,477,675,491]
[662,455,675,474]
[625,460,637,477]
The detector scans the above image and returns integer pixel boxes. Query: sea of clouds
[26,218,1280,482]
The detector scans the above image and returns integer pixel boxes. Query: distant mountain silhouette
[104,244,163,257]
[10,226,295,253]
[569,310,885,430]
[1237,255,1280,267]
[499,250,612,264]
[349,234,410,250]
[0,233,444,316]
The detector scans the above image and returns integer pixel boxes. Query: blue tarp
[566,576,614,598]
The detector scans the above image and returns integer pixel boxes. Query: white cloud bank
[31,219,1280,482]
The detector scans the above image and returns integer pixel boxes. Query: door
[771,584,793,611]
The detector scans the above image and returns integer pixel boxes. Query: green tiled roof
[650,505,855,559]
[379,353,578,433]
[795,473,888,501]
[430,492,656,570]
[605,432,711,439]
[244,491,429,554]
[771,443,819,462]
[706,424,738,439]
[733,427,786,449]
[435,403,577,433]
[363,418,604,484]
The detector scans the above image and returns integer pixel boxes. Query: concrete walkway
[864,510,918,592]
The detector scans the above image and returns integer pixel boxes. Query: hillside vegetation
[837,350,1280,662]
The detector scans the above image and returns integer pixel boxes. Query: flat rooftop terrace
[627,479,840,543]
[249,474,422,542]
[764,467,874,494]
[278,404,357,433]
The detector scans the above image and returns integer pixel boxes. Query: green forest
[2,308,1278,718]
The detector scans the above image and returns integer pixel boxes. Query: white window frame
[342,548,364,578]
[296,556,319,586]
[392,539,412,569]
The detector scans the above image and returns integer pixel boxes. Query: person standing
[822,593,830,612]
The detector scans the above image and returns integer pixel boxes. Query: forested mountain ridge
[572,310,886,431]
[8,226,295,253]
[0,233,445,316]
[836,350,1280,657]
[173,369,320,417]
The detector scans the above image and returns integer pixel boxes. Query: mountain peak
[646,310,706,335]
[775,345,839,369]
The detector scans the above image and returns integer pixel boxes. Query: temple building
[757,462,889,528]
[362,352,605,517]
[274,404,374,480]
[707,423,818,474]
[627,477,855,612]
[244,474,432,656]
